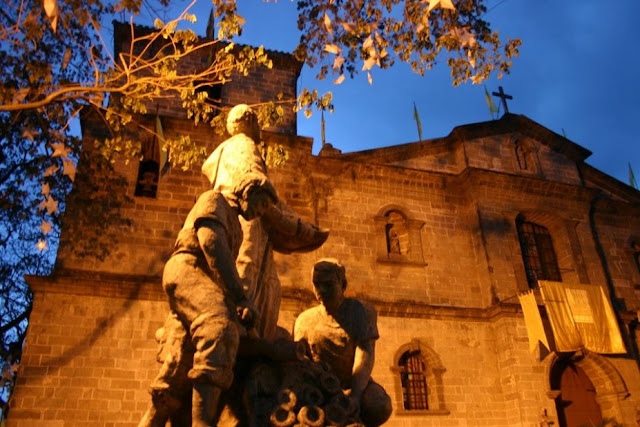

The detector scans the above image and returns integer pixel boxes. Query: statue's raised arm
[202,104,328,340]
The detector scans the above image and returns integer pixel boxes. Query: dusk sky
[157,0,639,185]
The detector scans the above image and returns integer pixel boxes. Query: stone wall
[9,276,165,426]
[111,21,301,135]
[8,107,640,425]
[10,284,640,426]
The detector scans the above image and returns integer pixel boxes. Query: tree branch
[0,307,30,337]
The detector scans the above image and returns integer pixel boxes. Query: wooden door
[555,363,602,427]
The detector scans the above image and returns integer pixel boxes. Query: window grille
[517,220,561,288]
[399,351,428,410]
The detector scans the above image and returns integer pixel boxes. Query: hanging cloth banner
[539,281,626,354]
[517,290,550,353]
[156,114,169,176]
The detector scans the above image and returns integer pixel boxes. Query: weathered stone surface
[294,259,392,427]
[202,104,327,341]
[140,105,330,426]
[224,358,364,427]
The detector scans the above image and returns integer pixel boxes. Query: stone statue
[140,173,277,426]
[202,104,328,340]
[294,259,392,426]
[386,226,401,255]
[140,105,329,426]
[515,142,528,170]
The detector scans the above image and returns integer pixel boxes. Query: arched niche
[374,204,425,265]
[512,135,541,176]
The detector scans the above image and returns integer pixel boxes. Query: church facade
[7,31,640,426]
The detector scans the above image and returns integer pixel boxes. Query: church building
[7,24,640,426]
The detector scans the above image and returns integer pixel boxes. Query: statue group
[139,105,392,427]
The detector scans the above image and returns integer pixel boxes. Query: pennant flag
[321,110,326,147]
[518,290,550,353]
[206,8,215,39]
[484,85,498,118]
[539,281,625,354]
[629,163,638,189]
[156,113,169,176]
[413,101,423,141]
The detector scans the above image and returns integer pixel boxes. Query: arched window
[516,219,561,288]
[391,339,449,415]
[398,350,428,410]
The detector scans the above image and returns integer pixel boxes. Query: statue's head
[226,104,260,141]
[232,172,277,220]
[312,258,346,313]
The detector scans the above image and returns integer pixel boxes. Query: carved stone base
[219,357,365,427]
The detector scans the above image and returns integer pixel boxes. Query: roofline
[111,20,303,75]
[448,113,592,162]
[337,113,593,164]
[579,163,640,204]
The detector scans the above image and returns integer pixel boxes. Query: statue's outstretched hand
[236,298,259,329]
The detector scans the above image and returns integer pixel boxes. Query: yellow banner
[539,281,626,354]
[518,290,550,353]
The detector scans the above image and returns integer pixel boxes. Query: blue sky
[162,0,639,185]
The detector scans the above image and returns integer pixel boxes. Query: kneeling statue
[294,259,392,426]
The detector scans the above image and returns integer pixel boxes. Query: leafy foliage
[0,0,105,415]
[290,0,520,85]
[0,1,302,416]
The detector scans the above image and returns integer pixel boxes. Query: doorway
[553,360,602,427]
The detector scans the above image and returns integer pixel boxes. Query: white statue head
[226,104,260,141]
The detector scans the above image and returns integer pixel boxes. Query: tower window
[134,137,160,198]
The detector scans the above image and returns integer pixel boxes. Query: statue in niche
[294,259,392,426]
[140,105,329,426]
[515,141,528,171]
[386,225,401,255]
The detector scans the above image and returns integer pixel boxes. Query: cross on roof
[492,86,513,114]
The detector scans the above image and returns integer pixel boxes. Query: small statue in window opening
[515,142,528,170]
[135,162,160,197]
[386,225,401,255]
[294,259,392,426]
